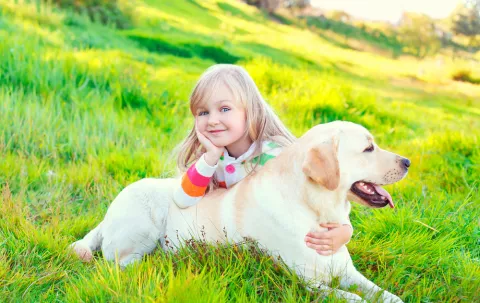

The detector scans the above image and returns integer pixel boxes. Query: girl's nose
[208,114,219,125]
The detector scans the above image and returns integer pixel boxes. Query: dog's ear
[302,137,340,191]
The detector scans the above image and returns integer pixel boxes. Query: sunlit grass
[0,0,479,302]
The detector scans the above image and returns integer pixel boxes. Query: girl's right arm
[174,119,224,208]
[173,153,218,208]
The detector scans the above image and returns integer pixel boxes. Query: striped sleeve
[173,154,217,208]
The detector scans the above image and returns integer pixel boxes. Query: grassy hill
[0,0,479,301]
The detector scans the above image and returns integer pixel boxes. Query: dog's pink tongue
[373,185,394,208]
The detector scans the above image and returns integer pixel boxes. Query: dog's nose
[401,158,411,169]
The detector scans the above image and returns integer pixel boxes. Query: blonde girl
[174,64,352,256]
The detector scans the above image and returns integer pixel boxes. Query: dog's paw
[70,241,93,262]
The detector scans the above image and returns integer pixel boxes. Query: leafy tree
[397,12,441,58]
[450,0,480,47]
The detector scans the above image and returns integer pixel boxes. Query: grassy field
[0,0,479,302]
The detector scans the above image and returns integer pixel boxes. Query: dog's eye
[363,145,374,152]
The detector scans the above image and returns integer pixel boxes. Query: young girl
[173,64,352,256]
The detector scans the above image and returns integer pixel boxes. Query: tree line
[244,0,480,57]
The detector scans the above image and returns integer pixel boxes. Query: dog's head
[301,121,410,208]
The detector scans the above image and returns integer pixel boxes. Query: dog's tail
[70,221,103,262]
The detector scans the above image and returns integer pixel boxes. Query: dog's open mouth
[350,181,394,208]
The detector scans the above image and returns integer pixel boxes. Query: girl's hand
[304,223,353,256]
[195,119,224,166]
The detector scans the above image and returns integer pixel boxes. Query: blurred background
[0,0,479,302]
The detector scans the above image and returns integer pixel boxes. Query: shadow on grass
[267,12,296,26]
[185,0,205,10]
[217,2,259,23]
[115,86,152,115]
[238,42,321,70]
[126,32,241,64]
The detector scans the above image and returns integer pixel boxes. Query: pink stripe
[187,163,211,187]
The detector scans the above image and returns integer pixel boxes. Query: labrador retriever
[71,121,409,302]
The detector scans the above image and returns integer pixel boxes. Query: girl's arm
[173,154,217,208]
[304,219,353,256]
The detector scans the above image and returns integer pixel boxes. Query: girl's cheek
[196,118,207,130]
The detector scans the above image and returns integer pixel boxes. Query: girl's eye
[220,107,230,113]
[198,111,208,116]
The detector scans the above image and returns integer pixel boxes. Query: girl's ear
[302,137,340,191]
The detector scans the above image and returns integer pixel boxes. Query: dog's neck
[301,181,351,223]
[257,146,351,223]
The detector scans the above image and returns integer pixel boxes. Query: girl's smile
[208,129,226,133]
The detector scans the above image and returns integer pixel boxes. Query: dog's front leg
[286,250,365,303]
[341,270,403,303]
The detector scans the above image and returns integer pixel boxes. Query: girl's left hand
[304,223,353,256]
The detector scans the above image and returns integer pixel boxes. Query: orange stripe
[219,181,227,188]
[181,174,207,197]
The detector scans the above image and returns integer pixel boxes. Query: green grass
[0,0,479,302]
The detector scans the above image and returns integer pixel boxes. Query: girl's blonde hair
[176,64,296,191]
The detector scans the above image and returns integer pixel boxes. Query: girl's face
[195,83,252,157]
